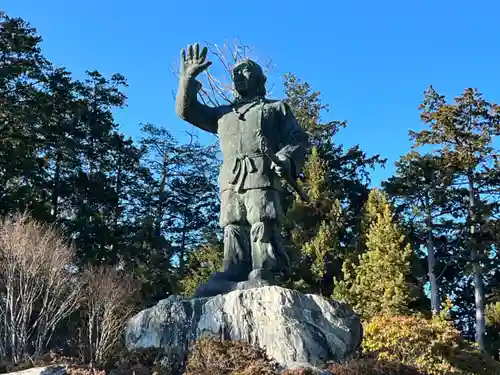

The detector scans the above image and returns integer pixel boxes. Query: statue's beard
[233,82,259,99]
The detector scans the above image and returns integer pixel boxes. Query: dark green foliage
[383,151,462,316]
[0,12,220,308]
[408,86,500,350]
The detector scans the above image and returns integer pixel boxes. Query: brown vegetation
[0,212,84,362]
[0,213,139,371]
[81,266,138,368]
[184,337,280,375]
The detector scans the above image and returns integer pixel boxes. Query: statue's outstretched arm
[175,43,220,134]
[176,75,219,134]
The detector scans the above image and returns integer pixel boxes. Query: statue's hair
[232,59,267,98]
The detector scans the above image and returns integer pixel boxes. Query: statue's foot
[209,271,233,281]
[193,269,275,298]
[210,269,249,283]
[247,268,274,285]
[193,270,248,298]
[193,277,237,298]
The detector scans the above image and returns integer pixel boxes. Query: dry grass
[185,337,280,375]
[327,357,426,375]
[107,347,168,375]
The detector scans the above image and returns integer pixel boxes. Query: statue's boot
[193,224,251,298]
[247,268,272,287]
[248,221,281,285]
[221,224,252,282]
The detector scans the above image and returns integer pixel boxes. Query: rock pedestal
[125,286,362,374]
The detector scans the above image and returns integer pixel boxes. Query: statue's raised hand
[180,43,212,78]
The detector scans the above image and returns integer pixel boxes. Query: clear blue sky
[4,0,500,186]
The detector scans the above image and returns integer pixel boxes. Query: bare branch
[171,39,274,108]
[81,265,138,368]
[0,212,84,361]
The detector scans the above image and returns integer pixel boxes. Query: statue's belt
[229,153,264,191]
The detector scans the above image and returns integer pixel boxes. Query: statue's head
[232,59,267,99]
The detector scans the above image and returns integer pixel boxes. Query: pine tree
[411,85,500,351]
[282,74,384,296]
[383,151,463,316]
[284,146,343,295]
[167,137,220,274]
[69,70,134,265]
[0,11,51,218]
[130,124,220,301]
[334,189,417,320]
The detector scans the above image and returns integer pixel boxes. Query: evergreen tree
[284,146,343,295]
[411,85,500,350]
[166,137,220,274]
[334,189,417,320]
[68,70,138,265]
[0,11,51,218]
[283,74,385,296]
[131,124,220,301]
[383,151,463,316]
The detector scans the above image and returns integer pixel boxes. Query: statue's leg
[244,188,290,283]
[219,189,252,282]
[194,190,251,297]
[220,224,251,282]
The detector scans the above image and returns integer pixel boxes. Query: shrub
[485,301,500,358]
[0,212,84,362]
[106,347,168,375]
[363,314,500,375]
[80,266,138,369]
[185,337,280,375]
[327,356,425,375]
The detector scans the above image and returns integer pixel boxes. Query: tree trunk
[154,157,168,244]
[50,151,61,220]
[426,201,440,316]
[113,154,122,230]
[179,207,188,275]
[472,248,485,351]
[468,175,485,352]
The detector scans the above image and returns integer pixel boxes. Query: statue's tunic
[176,76,308,228]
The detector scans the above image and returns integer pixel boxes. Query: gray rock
[284,362,334,375]
[7,366,68,375]
[125,286,361,373]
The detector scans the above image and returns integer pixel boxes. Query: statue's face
[233,62,259,97]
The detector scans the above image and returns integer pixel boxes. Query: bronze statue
[175,43,309,297]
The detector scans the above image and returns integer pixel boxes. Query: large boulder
[125,286,362,373]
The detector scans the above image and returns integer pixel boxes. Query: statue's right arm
[175,76,219,134]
